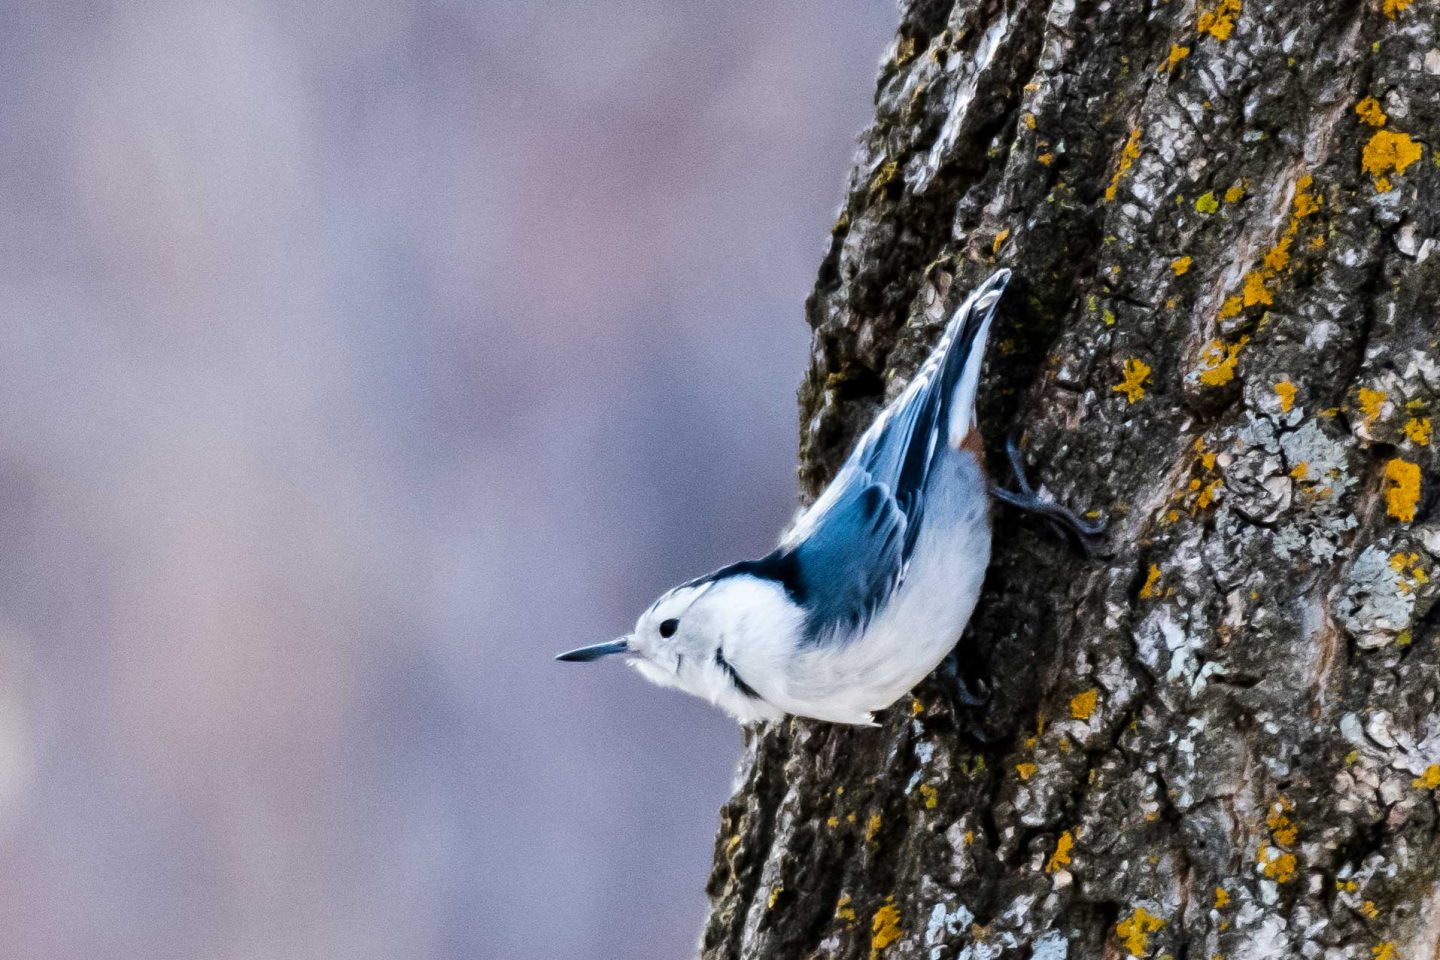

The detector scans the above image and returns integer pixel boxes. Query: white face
[558,573,795,723]
[624,583,724,692]
[621,577,792,723]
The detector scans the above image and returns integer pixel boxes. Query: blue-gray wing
[775,269,1008,645]
[787,466,906,643]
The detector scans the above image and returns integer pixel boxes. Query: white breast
[767,455,991,724]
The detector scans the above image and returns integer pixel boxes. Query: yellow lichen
[1219,295,1244,319]
[1016,762,1038,781]
[1140,564,1162,599]
[1360,900,1379,920]
[1195,478,1222,510]
[1194,191,1220,214]
[1116,907,1166,957]
[1197,337,1249,386]
[1383,0,1413,17]
[870,898,902,958]
[992,228,1011,253]
[1358,387,1388,425]
[837,894,857,922]
[1414,764,1440,790]
[1290,461,1309,480]
[1259,843,1297,883]
[1266,798,1298,846]
[1384,458,1421,522]
[1274,380,1297,412]
[1114,358,1151,403]
[865,812,884,841]
[1046,830,1075,873]
[826,815,840,828]
[1258,799,1299,883]
[1105,128,1143,202]
[1242,269,1274,307]
[1171,255,1193,276]
[1196,0,1241,40]
[1404,417,1431,446]
[1160,44,1191,73]
[1362,129,1423,192]
[868,160,899,197]
[919,783,939,809]
[1224,182,1247,203]
[1037,152,1055,166]
[1023,112,1037,130]
[1373,943,1396,960]
[1214,886,1230,908]
[1355,97,1388,128]
[1070,688,1100,720]
[768,884,784,909]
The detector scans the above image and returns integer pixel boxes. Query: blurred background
[0,2,893,958]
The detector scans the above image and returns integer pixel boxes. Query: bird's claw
[991,429,1108,557]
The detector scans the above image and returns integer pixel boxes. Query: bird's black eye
[659,618,679,638]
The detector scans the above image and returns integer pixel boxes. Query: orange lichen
[1403,416,1431,446]
[1197,337,1249,386]
[1214,887,1230,908]
[1224,182,1247,203]
[918,783,938,809]
[1362,129,1423,192]
[1140,564,1162,599]
[1116,907,1166,957]
[1355,97,1388,128]
[1016,762,1038,781]
[1384,458,1421,522]
[1105,128,1143,202]
[1037,152,1055,166]
[1383,0,1413,17]
[870,898,902,958]
[1414,764,1440,790]
[1360,900,1379,920]
[1219,174,1320,318]
[1290,462,1309,480]
[866,812,884,841]
[1114,358,1151,403]
[1046,830,1075,873]
[992,228,1011,254]
[1023,112,1037,130]
[1171,255,1193,275]
[1373,943,1396,960]
[1160,44,1191,73]
[1070,688,1100,720]
[1197,0,1241,39]
[1274,380,1297,412]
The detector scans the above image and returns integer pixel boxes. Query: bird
[556,269,1100,725]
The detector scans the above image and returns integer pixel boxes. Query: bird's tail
[934,268,1009,445]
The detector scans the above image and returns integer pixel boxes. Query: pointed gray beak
[555,638,630,662]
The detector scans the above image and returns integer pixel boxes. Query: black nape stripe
[714,649,761,700]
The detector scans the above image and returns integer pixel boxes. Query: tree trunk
[700,1,1440,958]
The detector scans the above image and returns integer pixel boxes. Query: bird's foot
[936,652,990,708]
[991,430,1108,556]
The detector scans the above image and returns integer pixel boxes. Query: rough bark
[700,1,1440,958]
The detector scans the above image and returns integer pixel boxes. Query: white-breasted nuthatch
[557,269,1100,725]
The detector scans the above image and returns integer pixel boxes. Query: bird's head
[557,570,795,723]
